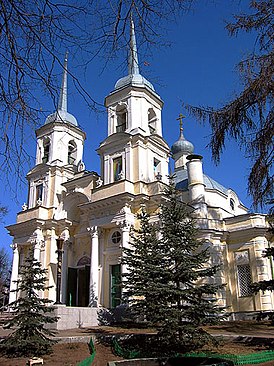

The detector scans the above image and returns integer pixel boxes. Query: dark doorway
[67,265,90,307]
[110,264,121,308]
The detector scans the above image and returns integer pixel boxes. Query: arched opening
[148,108,157,134]
[68,140,77,165]
[116,105,127,132]
[67,255,91,307]
[230,198,235,211]
[42,137,50,163]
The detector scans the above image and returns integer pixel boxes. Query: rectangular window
[113,157,122,181]
[235,250,253,297]
[36,184,43,205]
[154,158,162,180]
[116,111,127,132]
[237,264,253,297]
[154,158,160,173]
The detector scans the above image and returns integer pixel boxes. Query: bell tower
[98,19,169,185]
[27,54,86,209]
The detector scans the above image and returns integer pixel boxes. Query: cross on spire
[176,113,186,137]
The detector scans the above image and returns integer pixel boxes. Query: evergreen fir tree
[122,206,167,325]
[0,247,58,357]
[157,179,225,351]
[122,179,225,354]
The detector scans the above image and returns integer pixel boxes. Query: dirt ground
[1,322,274,366]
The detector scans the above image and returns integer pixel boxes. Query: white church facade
[7,22,273,329]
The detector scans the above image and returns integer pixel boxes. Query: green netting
[113,338,141,359]
[113,339,274,365]
[181,350,274,365]
[78,338,96,366]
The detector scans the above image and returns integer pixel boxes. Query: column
[255,238,273,310]
[61,240,69,305]
[120,221,131,280]
[48,227,57,302]
[9,243,19,304]
[55,238,64,304]
[60,228,70,305]
[33,240,41,262]
[88,226,99,306]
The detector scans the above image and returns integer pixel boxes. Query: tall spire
[58,51,68,112]
[45,51,78,126]
[114,18,155,91]
[128,18,139,75]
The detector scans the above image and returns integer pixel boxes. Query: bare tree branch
[187,0,274,209]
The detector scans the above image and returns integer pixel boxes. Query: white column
[88,226,99,306]
[9,243,19,304]
[120,221,131,279]
[60,228,70,305]
[48,227,57,302]
[61,239,70,305]
[33,241,41,262]
[255,239,274,310]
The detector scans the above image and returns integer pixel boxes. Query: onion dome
[171,113,194,157]
[171,133,194,156]
[45,53,78,126]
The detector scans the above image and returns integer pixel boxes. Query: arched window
[68,140,77,165]
[42,137,50,163]
[230,198,235,211]
[36,183,43,206]
[77,256,91,266]
[148,108,157,134]
[116,105,127,132]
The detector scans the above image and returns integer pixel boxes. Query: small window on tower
[116,106,127,132]
[154,158,162,181]
[230,198,235,211]
[36,184,43,206]
[113,157,123,181]
[42,138,50,164]
[68,141,77,165]
[148,108,157,134]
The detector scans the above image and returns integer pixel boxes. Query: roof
[174,169,228,195]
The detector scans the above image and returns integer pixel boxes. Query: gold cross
[176,113,186,135]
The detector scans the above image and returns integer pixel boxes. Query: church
[7,21,273,329]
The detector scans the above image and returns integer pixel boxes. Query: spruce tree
[0,247,58,357]
[157,180,225,351]
[122,206,167,325]
[122,179,225,354]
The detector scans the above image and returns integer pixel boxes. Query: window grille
[237,263,253,297]
[111,231,122,244]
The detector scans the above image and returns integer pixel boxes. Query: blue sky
[1,0,257,258]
